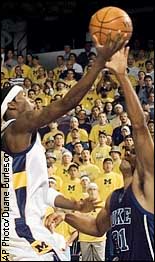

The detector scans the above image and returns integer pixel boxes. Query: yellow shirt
[135,59,147,71]
[52,149,64,166]
[31,65,41,81]
[78,206,106,242]
[53,66,66,81]
[89,124,113,145]
[63,79,77,89]
[62,178,82,200]
[36,77,47,88]
[128,75,137,88]
[79,163,101,182]
[42,130,64,145]
[1,66,9,79]
[81,91,99,112]
[66,128,88,144]
[55,164,71,183]
[91,145,111,171]
[95,171,124,201]
[10,64,33,79]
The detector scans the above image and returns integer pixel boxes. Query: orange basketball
[89,6,133,45]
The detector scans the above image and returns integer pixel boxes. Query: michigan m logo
[104,179,112,185]
[68,185,75,191]
[31,240,52,254]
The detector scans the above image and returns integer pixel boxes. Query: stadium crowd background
[1,0,154,261]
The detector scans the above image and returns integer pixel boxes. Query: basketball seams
[100,15,132,25]
[89,23,132,33]
[95,7,114,23]
[89,6,132,45]
[96,7,113,44]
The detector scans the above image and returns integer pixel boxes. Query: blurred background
[1,0,154,53]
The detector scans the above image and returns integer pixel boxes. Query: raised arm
[10,33,126,134]
[106,47,154,180]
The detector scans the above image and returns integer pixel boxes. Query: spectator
[91,131,111,171]
[66,117,88,144]
[89,106,100,126]
[77,109,91,134]
[109,146,122,175]
[89,112,113,149]
[112,112,132,145]
[79,149,101,182]
[63,69,77,89]
[72,142,84,166]
[52,133,66,165]
[148,119,154,140]
[95,158,124,202]
[42,121,64,146]
[78,183,106,261]
[63,44,72,61]
[127,53,139,79]
[55,151,73,183]
[31,55,42,81]
[65,128,89,154]
[4,49,17,71]
[53,55,66,81]
[62,163,82,201]
[77,41,92,69]
[104,102,115,121]
[145,60,154,83]
[69,53,83,74]
[10,54,33,79]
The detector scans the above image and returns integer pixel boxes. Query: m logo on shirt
[104,179,112,184]
[68,185,75,191]
[31,240,52,254]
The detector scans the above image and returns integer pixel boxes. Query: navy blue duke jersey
[110,185,154,261]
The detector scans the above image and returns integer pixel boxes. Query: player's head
[1,85,35,122]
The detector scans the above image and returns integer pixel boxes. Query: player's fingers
[92,34,100,46]
[91,200,103,205]
[105,30,112,45]
[125,46,130,56]
[112,32,127,52]
[94,204,103,209]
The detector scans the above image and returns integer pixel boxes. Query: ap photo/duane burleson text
[1,152,10,261]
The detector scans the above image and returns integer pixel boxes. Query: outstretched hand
[105,46,130,75]
[93,31,128,68]
[78,197,103,213]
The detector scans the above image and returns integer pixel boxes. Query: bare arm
[64,194,111,237]
[54,194,102,213]
[106,48,154,179]
[9,34,126,133]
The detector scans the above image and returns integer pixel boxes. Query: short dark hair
[144,75,152,81]
[35,97,43,102]
[103,158,113,164]
[99,131,107,137]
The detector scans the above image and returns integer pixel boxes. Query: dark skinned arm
[106,47,154,202]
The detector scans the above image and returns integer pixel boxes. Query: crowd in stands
[1,39,154,260]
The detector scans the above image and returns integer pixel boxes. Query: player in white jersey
[1,33,126,261]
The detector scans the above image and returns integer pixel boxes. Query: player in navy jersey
[46,44,154,261]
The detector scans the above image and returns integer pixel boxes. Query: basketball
[89,6,133,45]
